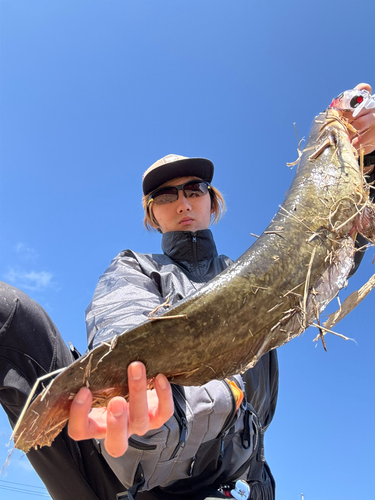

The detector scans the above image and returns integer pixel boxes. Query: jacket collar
[161,229,218,262]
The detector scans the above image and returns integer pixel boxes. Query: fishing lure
[330,89,375,117]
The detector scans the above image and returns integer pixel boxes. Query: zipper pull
[169,416,187,459]
[189,455,196,476]
[242,408,251,449]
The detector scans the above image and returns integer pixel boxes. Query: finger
[352,127,375,156]
[354,82,372,93]
[68,387,94,440]
[127,361,150,436]
[149,373,174,429]
[350,108,375,153]
[104,397,128,457]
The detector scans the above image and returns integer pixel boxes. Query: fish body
[14,109,375,451]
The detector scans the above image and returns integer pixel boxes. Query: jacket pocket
[99,396,187,491]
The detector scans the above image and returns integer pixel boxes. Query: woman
[77,153,278,499]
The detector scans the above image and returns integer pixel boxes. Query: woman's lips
[179,217,194,225]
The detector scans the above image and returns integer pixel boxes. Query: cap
[142,154,214,195]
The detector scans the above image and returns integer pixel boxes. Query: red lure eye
[350,95,364,108]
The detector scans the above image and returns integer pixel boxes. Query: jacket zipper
[191,233,204,283]
[218,379,238,462]
[129,386,189,458]
[128,437,157,451]
[169,385,188,459]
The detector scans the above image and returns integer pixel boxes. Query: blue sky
[1,1,375,499]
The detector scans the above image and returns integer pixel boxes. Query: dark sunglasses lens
[153,187,178,205]
[184,182,208,197]
[152,181,209,205]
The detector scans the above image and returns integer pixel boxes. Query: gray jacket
[85,230,278,498]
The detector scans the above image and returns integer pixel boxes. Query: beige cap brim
[143,155,214,195]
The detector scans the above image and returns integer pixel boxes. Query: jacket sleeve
[350,154,375,276]
[86,250,167,349]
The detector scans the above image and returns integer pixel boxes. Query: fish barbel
[14,109,375,451]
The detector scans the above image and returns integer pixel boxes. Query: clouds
[4,269,54,292]
[2,243,56,293]
[15,242,39,260]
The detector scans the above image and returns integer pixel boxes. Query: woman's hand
[68,361,174,457]
[347,83,375,157]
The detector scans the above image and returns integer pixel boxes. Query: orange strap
[226,379,244,412]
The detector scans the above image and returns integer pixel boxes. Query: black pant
[0,281,128,500]
[0,282,229,500]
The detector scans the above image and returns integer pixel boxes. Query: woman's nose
[176,191,192,212]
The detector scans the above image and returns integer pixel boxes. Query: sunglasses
[148,180,212,206]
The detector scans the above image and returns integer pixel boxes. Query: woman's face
[150,176,213,233]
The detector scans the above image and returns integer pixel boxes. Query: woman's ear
[148,207,161,231]
[149,219,160,230]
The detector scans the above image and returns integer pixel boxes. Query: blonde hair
[142,183,226,231]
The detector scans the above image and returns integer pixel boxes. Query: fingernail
[75,388,89,404]
[110,399,124,417]
[157,374,168,389]
[130,362,143,380]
